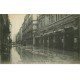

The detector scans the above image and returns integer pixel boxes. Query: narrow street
[11,47,22,64]
[8,14,80,64]
[10,45,80,64]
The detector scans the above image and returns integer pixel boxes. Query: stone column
[43,36,44,50]
[33,34,35,46]
[62,30,65,54]
[47,35,49,51]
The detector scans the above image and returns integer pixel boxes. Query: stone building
[16,14,80,54]
[16,27,22,45]
[0,14,11,63]
[21,14,37,46]
[35,14,80,52]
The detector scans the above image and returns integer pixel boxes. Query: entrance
[55,31,63,50]
[64,27,74,51]
[49,33,53,49]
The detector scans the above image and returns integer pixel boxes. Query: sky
[9,14,26,42]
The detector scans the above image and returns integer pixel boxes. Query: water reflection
[15,46,79,64]
[11,47,22,64]
[1,46,11,64]
[16,46,48,63]
[1,45,79,64]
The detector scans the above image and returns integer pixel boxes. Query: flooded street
[11,47,22,64]
[9,45,80,64]
[7,14,80,64]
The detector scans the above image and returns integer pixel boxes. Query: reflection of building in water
[0,14,12,63]
[16,14,80,55]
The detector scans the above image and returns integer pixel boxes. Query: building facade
[16,27,22,45]
[16,14,80,54]
[0,14,11,63]
[35,14,80,52]
[16,14,37,46]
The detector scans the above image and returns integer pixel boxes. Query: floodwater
[11,47,22,64]
[1,45,79,64]
[9,45,80,64]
